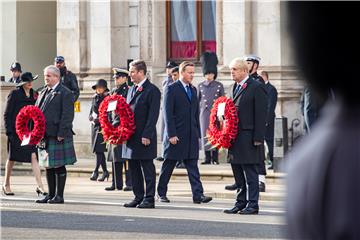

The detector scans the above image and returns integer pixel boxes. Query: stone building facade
[1,1,304,160]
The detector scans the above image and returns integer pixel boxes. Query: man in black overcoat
[223,58,267,215]
[157,61,212,204]
[122,60,161,209]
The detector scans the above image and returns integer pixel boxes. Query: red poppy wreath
[99,94,135,144]
[207,96,239,149]
[15,105,46,145]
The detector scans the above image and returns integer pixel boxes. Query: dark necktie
[131,85,138,98]
[40,88,52,110]
[233,84,241,96]
[186,85,192,101]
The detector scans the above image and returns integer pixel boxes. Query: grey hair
[44,65,60,78]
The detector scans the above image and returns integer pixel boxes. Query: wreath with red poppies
[98,94,135,144]
[207,96,239,149]
[15,105,46,145]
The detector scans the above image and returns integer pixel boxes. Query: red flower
[137,86,143,92]
[15,105,46,145]
[98,95,135,144]
[206,96,239,149]
[242,82,247,89]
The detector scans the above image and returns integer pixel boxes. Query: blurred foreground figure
[286,3,360,239]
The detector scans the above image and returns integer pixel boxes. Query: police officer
[105,68,132,191]
[198,52,224,164]
[245,55,267,192]
[7,62,22,84]
[54,56,80,101]
[244,55,265,84]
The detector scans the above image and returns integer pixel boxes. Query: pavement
[3,158,286,202]
[1,175,287,239]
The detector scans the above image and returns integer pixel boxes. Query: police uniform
[105,68,132,191]
[244,54,267,192]
[198,52,224,164]
[7,62,22,84]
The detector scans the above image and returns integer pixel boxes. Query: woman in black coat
[3,72,46,196]
[105,68,132,191]
[89,79,109,181]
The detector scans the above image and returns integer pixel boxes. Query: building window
[166,0,216,61]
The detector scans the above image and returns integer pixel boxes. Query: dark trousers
[94,152,107,172]
[157,159,204,200]
[204,149,219,163]
[231,163,259,209]
[111,161,132,189]
[128,159,156,203]
[258,144,267,176]
[265,138,274,163]
[265,120,275,163]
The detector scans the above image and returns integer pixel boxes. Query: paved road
[1,176,286,239]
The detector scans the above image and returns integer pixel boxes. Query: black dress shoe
[98,171,109,182]
[193,195,212,204]
[2,186,14,196]
[105,185,117,191]
[259,182,266,192]
[225,183,238,191]
[123,186,133,191]
[35,195,53,203]
[137,201,155,209]
[48,195,64,204]
[124,200,140,208]
[158,195,170,203]
[201,161,211,165]
[239,207,259,215]
[268,165,274,170]
[223,205,245,214]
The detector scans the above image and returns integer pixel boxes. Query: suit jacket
[122,79,161,160]
[227,77,268,164]
[163,80,201,160]
[35,84,75,138]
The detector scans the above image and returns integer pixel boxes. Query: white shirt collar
[180,79,190,88]
[135,78,147,88]
[48,81,60,91]
[237,75,249,86]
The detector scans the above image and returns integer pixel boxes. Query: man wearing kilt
[105,68,132,191]
[35,65,77,204]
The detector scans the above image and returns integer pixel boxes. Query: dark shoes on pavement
[158,195,170,203]
[156,157,164,162]
[124,199,155,208]
[90,171,98,181]
[98,171,109,182]
[123,186,133,191]
[193,195,213,204]
[225,183,238,191]
[36,195,64,204]
[223,205,246,214]
[105,185,122,191]
[239,207,259,215]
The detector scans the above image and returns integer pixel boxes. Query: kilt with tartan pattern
[39,136,77,168]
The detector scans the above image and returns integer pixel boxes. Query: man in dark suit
[223,58,267,215]
[122,60,161,209]
[35,65,77,204]
[157,61,213,204]
[259,70,278,170]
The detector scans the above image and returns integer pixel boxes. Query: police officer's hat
[10,62,22,72]
[200,51,218,79]
[243,54,261,64]
[166,61,178,69]
[54,56,65,63]
[16,72,38,87]
[112,68,129,78]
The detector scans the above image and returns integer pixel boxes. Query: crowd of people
[3,52,279,214]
